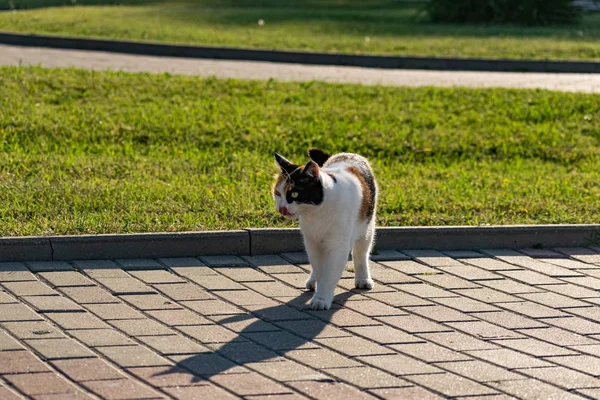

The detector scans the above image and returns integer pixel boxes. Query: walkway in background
[2,247,600,399]
[1,43,599,93]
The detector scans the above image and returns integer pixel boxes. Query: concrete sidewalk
[2,247,600,399]
[1,43,599,93]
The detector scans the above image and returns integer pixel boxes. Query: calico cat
[273,148,378,310]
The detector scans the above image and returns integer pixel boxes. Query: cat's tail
[308,148,330,167]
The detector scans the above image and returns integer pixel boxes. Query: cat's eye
[291,192,299,199]
[274,190,281,197]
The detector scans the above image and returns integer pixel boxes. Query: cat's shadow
[155,291,357,382]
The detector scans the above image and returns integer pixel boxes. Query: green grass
[0,1,600,61]
[1,66,599,236]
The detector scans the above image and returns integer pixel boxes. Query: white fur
[274,155,377,310]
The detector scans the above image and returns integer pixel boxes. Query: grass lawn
[1,66,599,236]
[0,1,600,61]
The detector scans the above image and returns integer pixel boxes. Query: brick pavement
[2,248,600,399]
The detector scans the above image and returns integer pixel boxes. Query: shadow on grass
[155,290,357,381]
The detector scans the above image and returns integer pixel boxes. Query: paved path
[2,247,600,399]
[1,43,599,93]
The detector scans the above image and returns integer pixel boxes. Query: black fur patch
[308,148,330,167]
[285,168,324,206]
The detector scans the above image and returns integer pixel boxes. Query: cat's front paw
[305,278,316,291]
[309,296,331,310]
[355,278,374,290]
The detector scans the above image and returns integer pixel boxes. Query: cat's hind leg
[352,223,375,289]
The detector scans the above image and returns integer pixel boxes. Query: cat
[273,148,378,310]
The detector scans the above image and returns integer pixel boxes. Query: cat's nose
[279,207,289,216]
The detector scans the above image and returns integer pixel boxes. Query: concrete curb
[1,225,599,261]
[1,31,599,74]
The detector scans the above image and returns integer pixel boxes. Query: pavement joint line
[1,31,600,74]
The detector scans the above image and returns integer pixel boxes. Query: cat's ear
[304,160,320,178]
[308,148,330,167]
[274,152,296,174]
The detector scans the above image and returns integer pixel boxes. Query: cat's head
[272,151,324,219]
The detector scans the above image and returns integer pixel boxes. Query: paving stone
[404,305,476,322]
[349,325,424,345]
[403,250,463,267]
[419,331,499,351]
[211,341,280,364]
[247,304,312,322]
[0,350,50,374]
[68,328,134,347]
[200,255,248,267]
[96,345,170,367]
[369,264,420,284]
[466,348,552,368]
[325,366,411,389]
[139,334,209,355]
[462,257,521,271]
[366,291,433,307]
[2,321,63,340]
[275,320,350,340]
[380,260,440,275]
[536,283,600,299]
[38,272,94,287]
[497,270,562,285]
[358,353,442,375]
[44,312,109,330]
[127,365,205,387]
[493,338,577,357]
[82,378,163,399]
[51,358,125,381]
[579,269,600,279]
[33,390,95,400]
[343,300,407,317]
[242,255,299,272]
[288,381,377,400]
[409,373,498,397]
[211,314,279,333]
[378,314,452,333]
[438,265,501,281]
[0,387,23,400]
[496,301,570,318]
[211,372,293,396]
[109,319,175,336]
[470,311,546,329]
[147,309,212,327]
[519,292,590,308]
[316,336,394,357]
[22,295,83,312]
[272,273,311,289]
[243,281,300,298]
[369,386,444,400]
[2,281,57,296]
[540,316,600,335]
[447,321,524,340]
[0,303,43,322]
[285,348,360,369]
[569,344,600,357]
[4,372,77,396]
[436,359,525,382]
[561,276,600,290]
[156,257,204,267]
[541,258,598,270]
[306,308,379,327]
[25,337,95,360]
[84,303,145,320]
[190,275,246,291]
[395,283,458,298]
[578,388,600,398]
[280,252,309,264]
[153,282,214,302]
[433,297,501,313]
[370,249,410,261]
[26,261,74,272]
[59,286,118,304]
[444,250,484,258]
[119,294,181,310]
[128,270,186,284]
[517,327,596,346]
[392,342,472,362]
[494,255,582,277]
[115,258,163,270]
[167,383,243,400]
[0,290,16,303]
[518,248,564,258]
[479,279,545,294]
[182,300,243,315]
[242,330,318,351]
[569,306,600,322]
[249,359,330,382]
[94,277,156,295]
[555,247,600,264]
[0,330,24,350]
[177,324,241,344]
[517,366,600,389]
[489,379,586,400]
[418,273,481,289]
[0,262,35,280]
[73,260,128,278]
[171,352,246,377]
[217,267,274,283]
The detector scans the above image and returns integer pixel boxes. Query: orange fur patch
[346,166,373,221]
